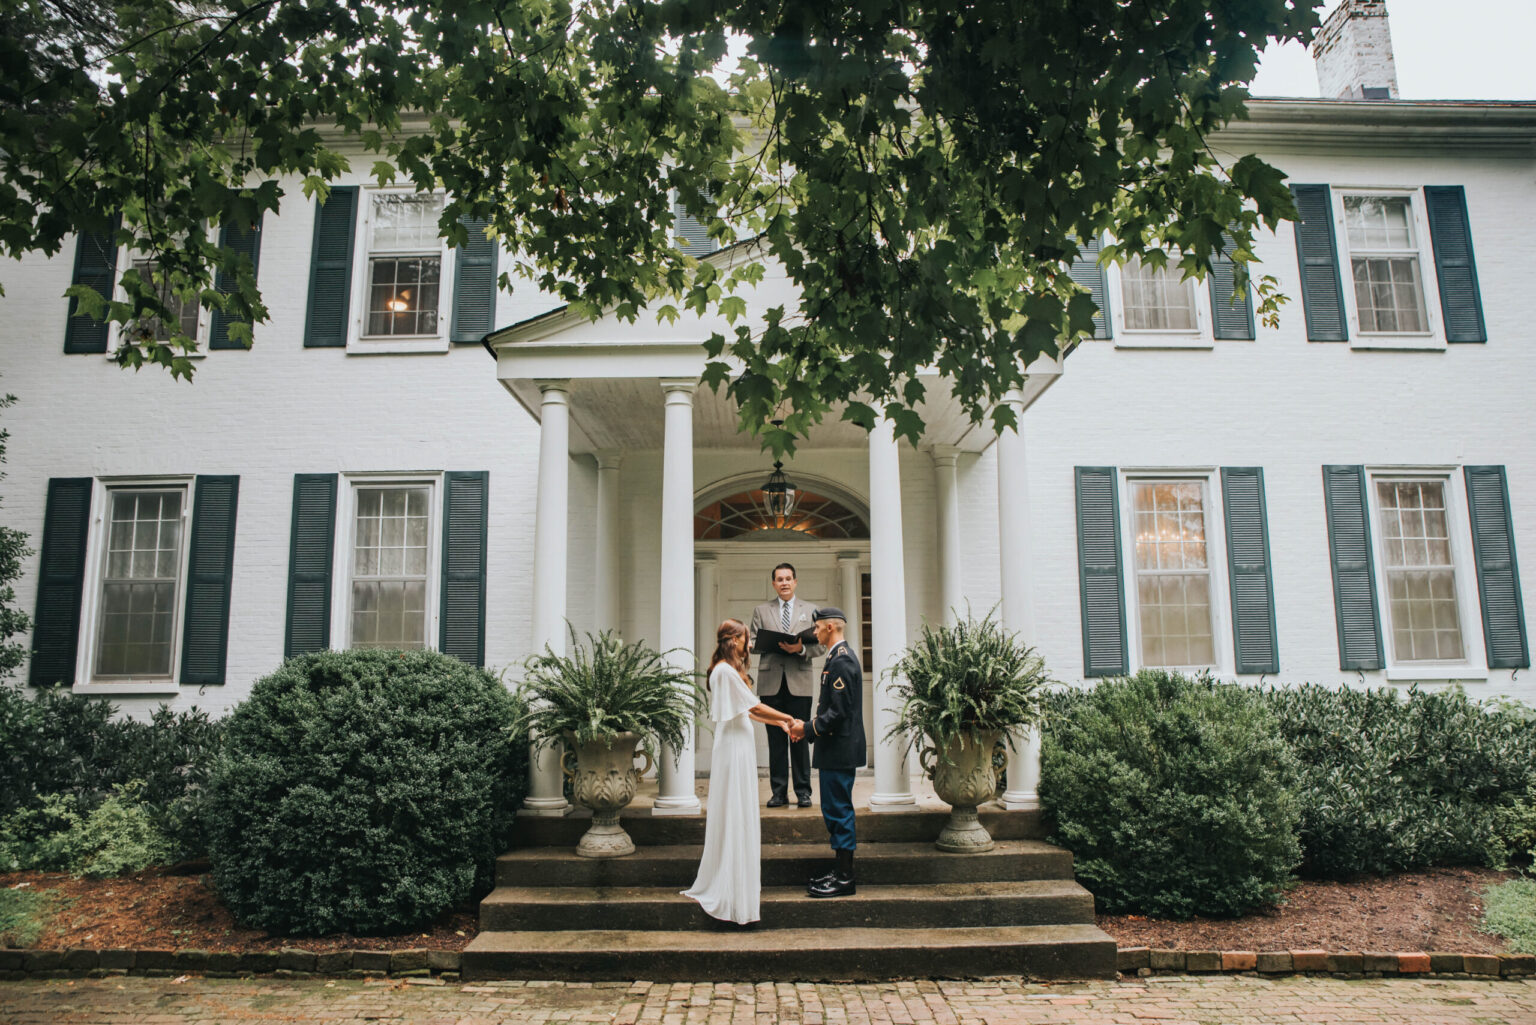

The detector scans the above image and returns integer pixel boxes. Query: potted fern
[515,630,703,858]
[889,612,1050,853]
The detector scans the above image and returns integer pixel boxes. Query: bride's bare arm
[748,704,795,731]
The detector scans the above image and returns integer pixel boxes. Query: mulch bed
[1100,866,1514,954]
[3,864,1516,955]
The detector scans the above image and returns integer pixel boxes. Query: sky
[1249,0,1536,100]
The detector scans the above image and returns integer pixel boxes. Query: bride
[682,618,798,925]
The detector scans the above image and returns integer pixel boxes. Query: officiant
[747,563,826,807]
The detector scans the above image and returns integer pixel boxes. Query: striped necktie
[781,599,791,632]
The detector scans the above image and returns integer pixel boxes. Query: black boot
[809,849,855,898]
[807,860,837,891]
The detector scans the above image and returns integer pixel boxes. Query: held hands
[788,719,806,742]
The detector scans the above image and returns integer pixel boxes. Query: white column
[696,555,719,675]
[523,381,573,817]
[837,552,870,768]
[594,451,623,636]
[931,446,963,623]
[869,414,916,807]
[653,379,702,815]
[996,389,1041,810]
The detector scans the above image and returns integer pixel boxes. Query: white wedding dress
[681,661,761,924]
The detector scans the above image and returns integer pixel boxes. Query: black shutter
[1424,186,1486,344]
[303,187,357,348]
[1209,235,1256,341]
[1322,465,1383,670]
[1464,466,1528,669]
[1068,236,1112,339]
[1221,467,1279,674]
[64,220,120,354]
[29,478,93,686]
[439,471,489,665]
[1290,184,1348,342]
[208,217,264,350]
[450,218,496,343]
[285,474,337,657]
[180,476,239,684]
[1075,466,1127,676]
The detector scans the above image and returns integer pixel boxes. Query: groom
[791,606,865,898]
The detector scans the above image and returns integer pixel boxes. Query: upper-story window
[129,260,204,343]
[1342,194,1429,335]
[1120,257,1198,332]
[363,193,445,340]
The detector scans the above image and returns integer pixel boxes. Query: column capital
[996,387,1027,410]
[926,444,960,468]
[537,378,572,396]
[659,377,699,400]
[694,551,719,563]
[836,551,862,564]
[594,449,623,471]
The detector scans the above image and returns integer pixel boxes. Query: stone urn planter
[921,730,1002,853]
[563,730,653,858]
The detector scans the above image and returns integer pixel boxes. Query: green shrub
[0,782,174,877]
[1263,685,1536,878]
[205,649,528,936]
[1041,670,1301,918]
[1482,877,1536,954]
[0,886,62,948]
[0,683,222,859]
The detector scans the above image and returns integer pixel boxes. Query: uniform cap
[813,606,848,623]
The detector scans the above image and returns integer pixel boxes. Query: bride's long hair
[707,618,751,689]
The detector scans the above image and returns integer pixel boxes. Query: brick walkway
[3,976,1536,1025]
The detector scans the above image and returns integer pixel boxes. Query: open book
[751,627,818,654]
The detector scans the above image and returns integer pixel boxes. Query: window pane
[350,486,430,650]
[370,193,444,251]
[95,489,182,678]
[1132,480,1213,667]
[130,260,199,341]
[1377,479,1463,662]
[365,256,443,336]
[1121,257,1196,331]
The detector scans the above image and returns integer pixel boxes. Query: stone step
[496,840,1075,888]
[511,804,1043,848]
[462,923,1116,981]
[480,879,1096,932]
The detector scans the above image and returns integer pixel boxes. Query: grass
[1482,877,1536,953]
[0,885,64,947]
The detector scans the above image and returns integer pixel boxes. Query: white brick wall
[2,128,1533,720]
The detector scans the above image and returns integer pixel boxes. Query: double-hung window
[93,486,188,679]
[354,191,451,351]
[1120,258,1199,333]
[110,254,210,351]
[347,483,434,649]
[1342,194,1430,336]
[1128,478,1218,668]
[1370,476,1468,665]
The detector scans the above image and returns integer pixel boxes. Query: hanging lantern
[761,461,798,522]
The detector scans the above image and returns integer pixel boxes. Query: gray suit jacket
[748,598,827,698]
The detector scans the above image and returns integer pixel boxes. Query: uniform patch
[832,677,846,690]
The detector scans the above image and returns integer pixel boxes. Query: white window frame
[1363,466,1487,681]
[1107,252,1211,349]
[73,476,195,695]
[330,472,444,652]
[348,188,454,355]
[107,247,211,357]
[1119,469,1231,675]
[1332,187,1444,351]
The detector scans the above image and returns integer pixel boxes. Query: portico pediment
[483,243,1062,453]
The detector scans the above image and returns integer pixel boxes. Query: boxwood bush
[205,649,527,936]
[1262,684,1536,878]
[1041,670,1301,918]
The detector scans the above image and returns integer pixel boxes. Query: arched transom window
[695,488,869,540]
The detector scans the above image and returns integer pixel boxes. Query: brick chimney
[1312,0,1400,100]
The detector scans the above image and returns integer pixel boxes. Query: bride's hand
[779,719,793,735]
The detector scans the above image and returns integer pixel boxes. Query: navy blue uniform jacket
[806,640,866,771]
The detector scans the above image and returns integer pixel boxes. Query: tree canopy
[1,0,1321,448]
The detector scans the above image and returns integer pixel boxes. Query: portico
[485,252,1063,817]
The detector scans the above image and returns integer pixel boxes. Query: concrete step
[462,923,1116,981]
[496,840,1075,888]
[480,879,1096,932]
[510,804,1043,847]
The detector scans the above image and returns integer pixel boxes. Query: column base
[520,797,572,818]
[866,792,918,810]
[999,790,1039,811]
[650,796,702,816]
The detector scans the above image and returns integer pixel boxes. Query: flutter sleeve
[708,663,757,723]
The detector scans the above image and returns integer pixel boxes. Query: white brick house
[3,12,1532,810]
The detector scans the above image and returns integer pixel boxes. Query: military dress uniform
[803,607,865,897]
